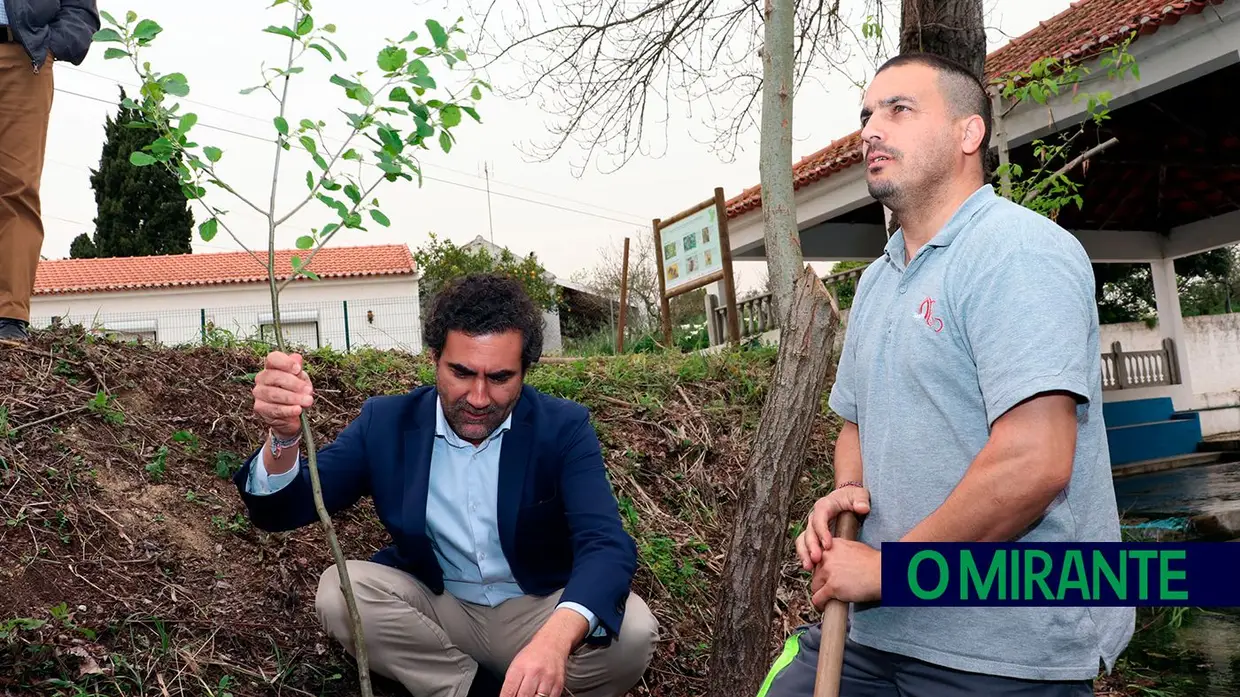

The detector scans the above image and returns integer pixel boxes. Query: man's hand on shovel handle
[796,485,871,570]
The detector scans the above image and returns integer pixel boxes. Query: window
[258,310,320,350]
[98,319,157,344]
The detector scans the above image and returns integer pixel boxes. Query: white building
[31,244,422,353]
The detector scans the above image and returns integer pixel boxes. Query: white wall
[30,275,422,353]
[1101,314,1240,436]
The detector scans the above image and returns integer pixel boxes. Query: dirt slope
[0,328,836,696]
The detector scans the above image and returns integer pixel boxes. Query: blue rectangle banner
[881,542,1240,607]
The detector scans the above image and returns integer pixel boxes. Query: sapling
[94,4,488,694]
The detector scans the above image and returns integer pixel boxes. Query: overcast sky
[39,0,1071,293]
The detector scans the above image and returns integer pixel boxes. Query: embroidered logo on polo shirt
[918,297,944,333]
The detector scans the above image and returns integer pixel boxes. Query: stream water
[1131,609,1240,696]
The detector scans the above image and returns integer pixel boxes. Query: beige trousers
[316,561,660,697]
[0,43,53,323]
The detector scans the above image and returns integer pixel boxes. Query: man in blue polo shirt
[758,53,1134,696]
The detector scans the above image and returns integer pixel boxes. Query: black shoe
[0,318,30,342]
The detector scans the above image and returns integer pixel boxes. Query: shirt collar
[883,183,996,268]
[435,395,513,448]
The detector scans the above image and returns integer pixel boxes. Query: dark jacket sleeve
[233,398,374,533]
[556,412,639,639]
[47,0,100,65]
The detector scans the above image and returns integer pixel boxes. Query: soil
[0,328,833,696]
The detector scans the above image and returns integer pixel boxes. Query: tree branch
[277,175,385,293]
[1022,137,1117,205]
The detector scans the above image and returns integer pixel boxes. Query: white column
[1150,257,1195,410]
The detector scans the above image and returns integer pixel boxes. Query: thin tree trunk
[757,0,802,321]
[707,267,840,697]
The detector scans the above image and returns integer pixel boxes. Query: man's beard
[867,177,901,208]
[443,395,513,441]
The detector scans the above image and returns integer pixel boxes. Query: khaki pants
[316,561,660,697]
[0,43,53,323]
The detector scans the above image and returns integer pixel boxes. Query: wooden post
[715,187,741,344]
[617,237,631,353]
[651,218,673,346]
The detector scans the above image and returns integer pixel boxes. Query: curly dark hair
[424,273,545,370]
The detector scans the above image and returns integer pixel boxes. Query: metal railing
[706,264,866,345]
[1103,338,1181,391]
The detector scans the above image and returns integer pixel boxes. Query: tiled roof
[725,0,1227,218]
[34,244,416,296]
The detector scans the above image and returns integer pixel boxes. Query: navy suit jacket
[233,383,639,641]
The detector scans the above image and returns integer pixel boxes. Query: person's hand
[500,635,568,697]
[252,351,314,438]
[795,485,870,570]
[810,540,882,610]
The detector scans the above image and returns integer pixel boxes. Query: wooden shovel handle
[812,510,860,697]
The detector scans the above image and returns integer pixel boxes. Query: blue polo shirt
[828,184,1135,680]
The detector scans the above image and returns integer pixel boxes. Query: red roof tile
[35,244,416,296]
[725,0,1227,218]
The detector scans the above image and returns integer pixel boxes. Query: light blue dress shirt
[246,399,601,635]
[0,5,8,25]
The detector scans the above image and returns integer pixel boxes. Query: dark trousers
[758,623,1095,697]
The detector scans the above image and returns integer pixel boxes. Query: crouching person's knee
[315,564,350,641]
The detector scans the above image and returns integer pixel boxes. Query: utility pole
[483,161,495,244]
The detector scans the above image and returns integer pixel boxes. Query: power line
[59,69,651,223]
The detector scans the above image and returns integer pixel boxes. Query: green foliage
[1095,248,1238,324]
[994,34,1139,223]
[413,232,562,317]
[92,4,487,283]
[71,88,194,259]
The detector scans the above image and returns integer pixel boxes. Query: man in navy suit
[235,273,658,697]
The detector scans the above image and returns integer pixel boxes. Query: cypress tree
[71,88,194,259]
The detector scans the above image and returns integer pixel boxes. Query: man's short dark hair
[876,52,993,170]
[424,273,544,370]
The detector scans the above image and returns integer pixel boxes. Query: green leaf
[129,151,157,166]
[98,10,117,25]
[440,104,461,128]
[413,46,432,57]
[426,19,449,48]
[439,130,452,154]
[91,27,122,42]
[389,86,413,105]
[471,85,482,100]
[306,170,314,189]
[462,106,481,123]
[453,49,467,61]
[414,115,435,139]
[240,85,265,95]
[296,235,315,250]
[322,37,348,61]
[162,73,191,97]
[296,13,314,36]
[178,113,198,133]
[344,184,362,204]
[204,146,223,163]
[133,19,162,41]
[309,43,332,61]
[313,153,329,170]
[263,25,299,40]
[300,119,316,131]
[401,30,418,42]
[102,48,128,60]
[354,86,374,106]
[370,210,391,227]
[299,135,319,154]
[274,116,290,135]
[330,74,361,90]
[199,218,219,242]
[411,74,437,90]
[407,59,430,77]
[379,127,403,153]
[342,149,361,161]
[1031,83,1045,104]
[378,47,408,72]
[126,10,137,23]
[323,23,337,33]
[1131,62,1140,80]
